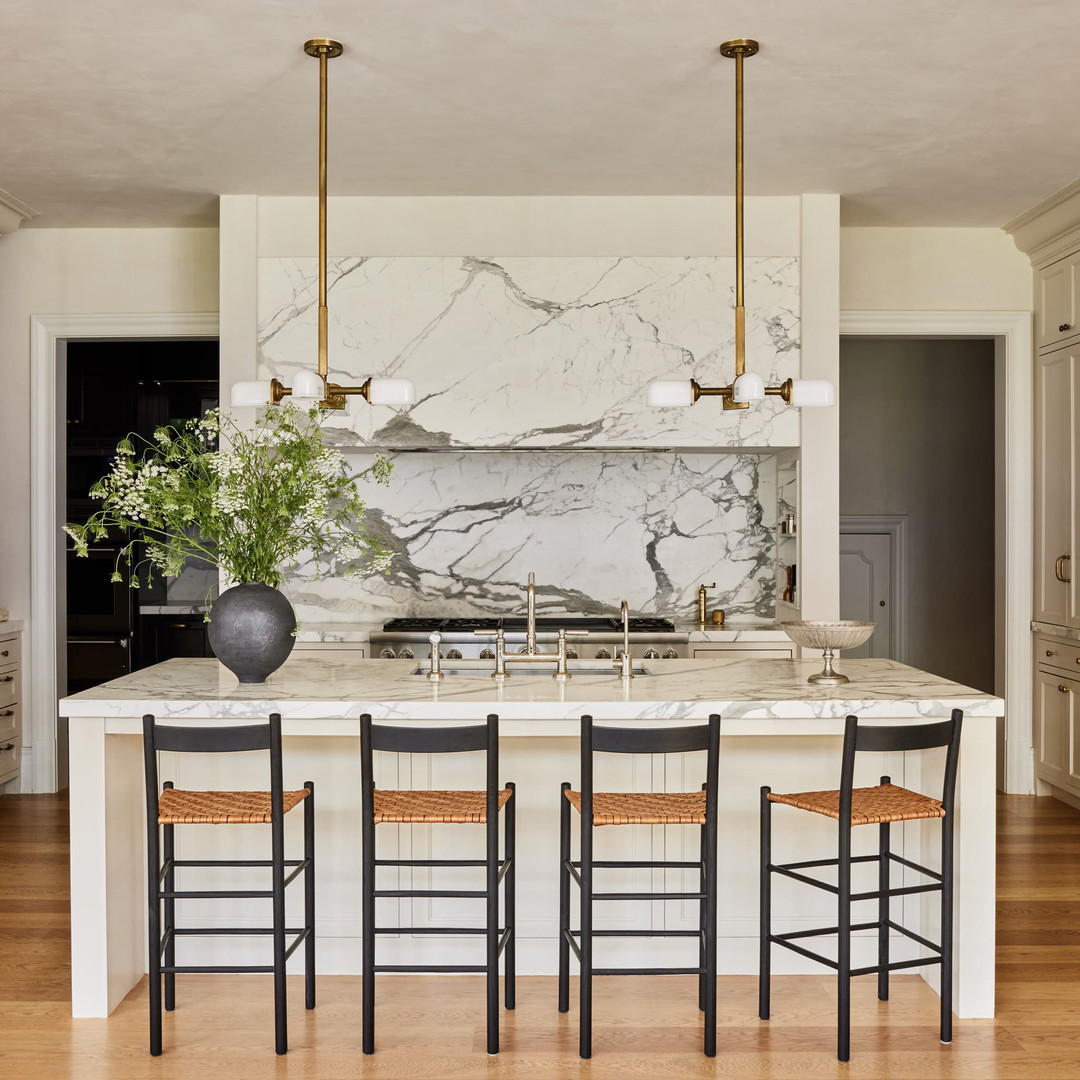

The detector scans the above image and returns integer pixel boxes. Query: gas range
[371,616,689,660]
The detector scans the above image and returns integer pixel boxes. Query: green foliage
[64,404,393,590]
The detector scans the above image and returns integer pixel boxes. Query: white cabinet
[1033,634,1080,798]
[1037,250,1080,352]
[1034,346,1080,626]
[0,631,22,789]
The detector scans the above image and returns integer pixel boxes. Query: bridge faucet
[618,601,634,679]
[427,632,444,681]
[526,572,537,654]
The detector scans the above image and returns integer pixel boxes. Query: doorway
[28,313,219,794]
[839,337,996,693]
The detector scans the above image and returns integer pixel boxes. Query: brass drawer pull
[1061,323,1073,332]
[0,743,13,752]
[1056,555,1073,583]
[1048,650,1058,656]
[0,709,13,718]
[1,650,9,658]
[1060,685,1072,693]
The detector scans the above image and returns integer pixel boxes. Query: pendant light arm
[733,46,745,379]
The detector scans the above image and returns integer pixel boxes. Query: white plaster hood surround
[1,1,1078,229]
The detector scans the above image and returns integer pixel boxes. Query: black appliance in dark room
[64,340,218,694]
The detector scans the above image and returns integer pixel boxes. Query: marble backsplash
[258,255,801,449]
[284,450,777,625]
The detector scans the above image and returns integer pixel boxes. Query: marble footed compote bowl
[781,620,876,686]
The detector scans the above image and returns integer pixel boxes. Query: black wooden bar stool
[360,712,515,1056]
[559,713,721,1058]
[142,712,315,1056]
[759,708,963,1061]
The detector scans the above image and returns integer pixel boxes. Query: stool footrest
[374,926,509,936]
[592,890,706,901]
[376,858,488,867]
[592,966,705,976]
[374,888,488,898]
[567,928,703,939]
[570,859,703,870]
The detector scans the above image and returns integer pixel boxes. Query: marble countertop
[290,621,791,645]
[0,620,24,635]
[59,655,1003,722]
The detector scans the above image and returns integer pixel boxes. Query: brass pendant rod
[317,45,329,380]
[733,46,745,379]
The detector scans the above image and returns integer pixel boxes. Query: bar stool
[759,708,963,1062]
[360,712,515,1055]
[142,712,315,1056]
[559,713,721,1058]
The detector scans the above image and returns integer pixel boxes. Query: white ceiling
[5,0,1080,229]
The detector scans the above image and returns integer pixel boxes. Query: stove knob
[446,649,462,660]
[517,645,531,654]
[479,648,495,660]
[566,648,578,660]
[399,648,415,660]
[662,648,679,659]
[643,648,660,660]
[379,648,396,659]
[594,648,612,660]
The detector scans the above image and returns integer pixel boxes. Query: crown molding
[0,186,38,237]
[1003,178,1080,260]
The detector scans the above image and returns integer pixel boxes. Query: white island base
[60,656,1002,1021]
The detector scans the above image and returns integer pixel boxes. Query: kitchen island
[60,655,1002,1021]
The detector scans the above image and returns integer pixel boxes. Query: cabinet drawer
[692,645,795,659]
[0,635,20,672]
[0,667,18,710]
[1039,638,1080,673]
[0,701,18,745]
[0,733,19,780]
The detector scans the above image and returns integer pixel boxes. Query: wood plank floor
[2,792,1079,1078]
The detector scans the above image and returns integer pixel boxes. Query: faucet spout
[526,572,537,655]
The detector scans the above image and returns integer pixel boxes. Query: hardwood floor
[2,792,1080,1078]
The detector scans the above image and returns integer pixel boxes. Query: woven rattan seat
[157,787,310,825]
[563,788,707,826]
[766,782,945,826]
[373,788,512,824]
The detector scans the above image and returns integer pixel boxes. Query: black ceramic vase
[207,582,296,684]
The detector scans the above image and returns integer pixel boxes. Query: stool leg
[147,813,163,1056]
[579,812,593,1059]
[361,810,376,1054]
[505,782,516,1011]
[758,787,772,1021]
[878,808,891,1002]
[486,781,500,1055]
[704,796,718,1058]
[940,812,955,1044]
[698,805,707,1012]
[304,782,316,1010]
[838,818,852,1063]
[272,797,287,1055]
[558,782,571,1014]
[162,816,176,1013]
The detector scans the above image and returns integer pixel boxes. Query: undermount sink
[411,661,649,677]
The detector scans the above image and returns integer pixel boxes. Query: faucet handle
[700,582,716,590]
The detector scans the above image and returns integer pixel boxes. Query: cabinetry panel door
[1035,669,1071,789]
[1034,348,1074,626]
[1038,251,1080,351]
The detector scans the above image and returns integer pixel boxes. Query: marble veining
[59,656,1003,721]
[257,256,801,449]
[284,451,776,624]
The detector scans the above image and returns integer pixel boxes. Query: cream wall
[0,227,218,667]
[840,227,1031,311]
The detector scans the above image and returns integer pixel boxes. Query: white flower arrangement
[64,403,393,591]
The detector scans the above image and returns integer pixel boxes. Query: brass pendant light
[231,40,416,411]
[647,39,835,411]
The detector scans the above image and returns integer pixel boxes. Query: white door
[839,532,892,659]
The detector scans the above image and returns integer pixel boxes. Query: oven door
[67,635,131,695]
[66,546,133,634]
